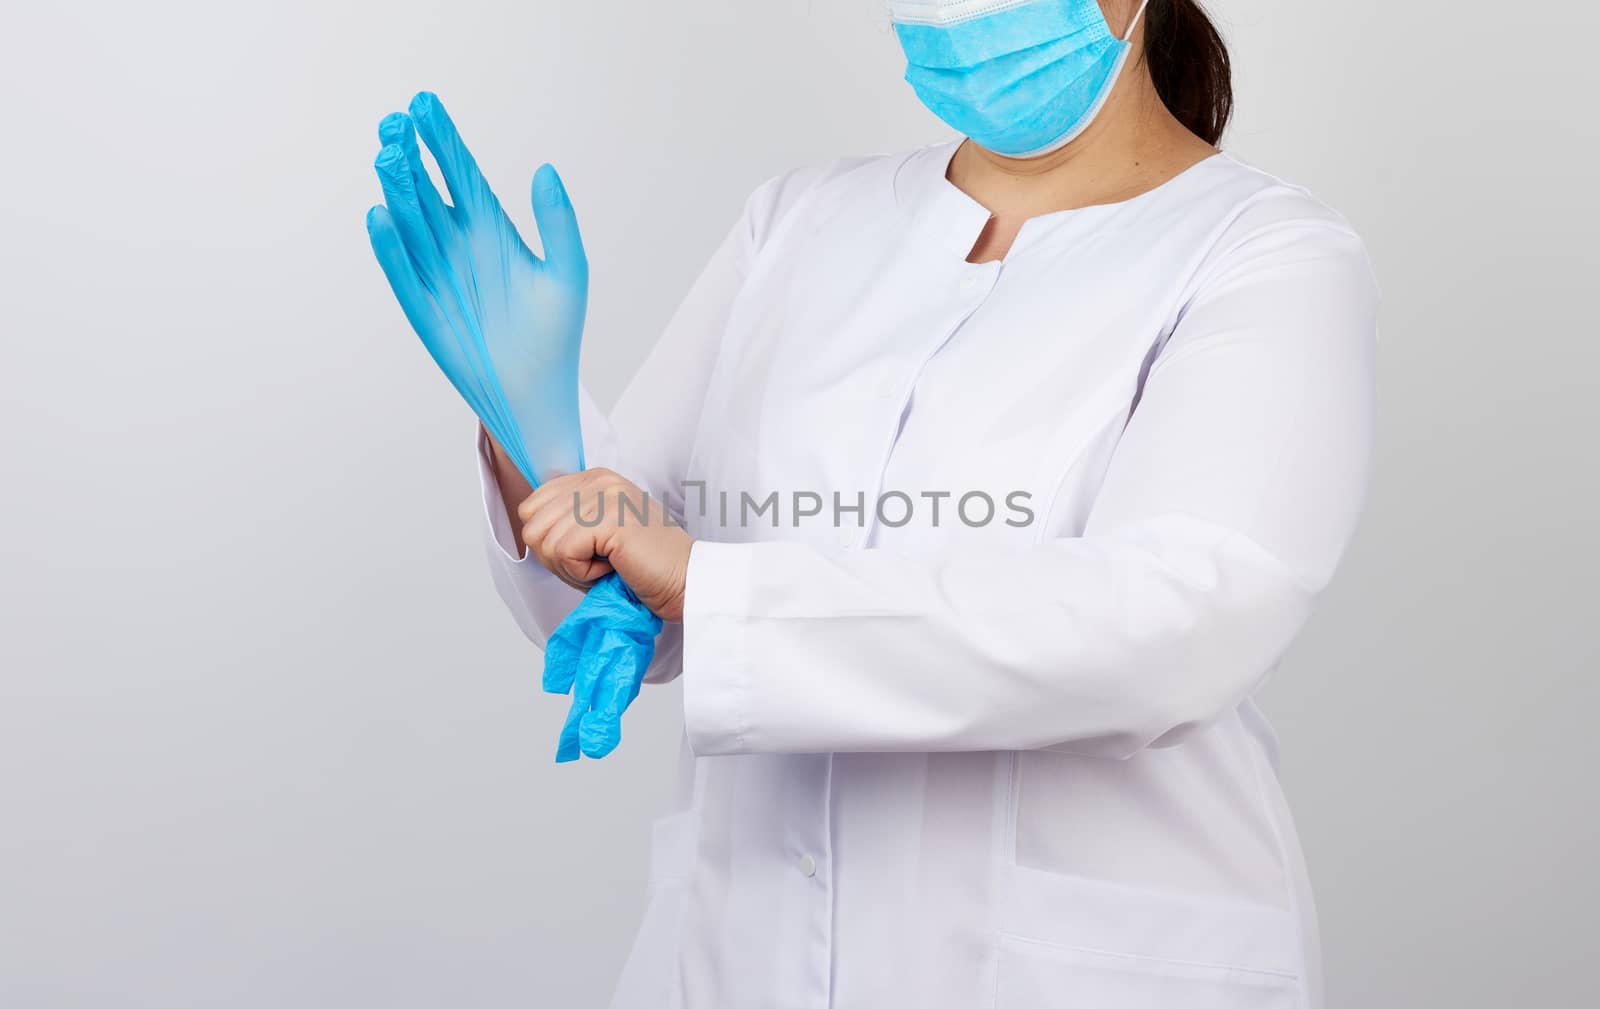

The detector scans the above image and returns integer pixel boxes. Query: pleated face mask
[890,0,1151,158]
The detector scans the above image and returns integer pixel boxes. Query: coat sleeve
[680,215,1380,758]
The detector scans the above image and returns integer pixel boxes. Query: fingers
[366,205,445,337]
[531,515,615,589]
[517,467,620,525]
[531,163,588,281]
[517,470,594,533]
[408,91,504,218]
[378,112,451,256]
[519,475,617,588]
[374,138,527,458]
[369,202,483,395]
[552,529,614,586]
[375,149,494,406]
[371,204,506,433]
[374,144,446,283]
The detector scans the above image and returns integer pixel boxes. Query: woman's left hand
[518,469,694,622]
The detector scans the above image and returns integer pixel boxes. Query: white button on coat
[478,141,1378,1009]
[799,854,818,878]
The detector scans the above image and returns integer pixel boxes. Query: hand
[519,469,694,622]
[366,91,587,486]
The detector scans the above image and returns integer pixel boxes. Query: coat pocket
[994,865,1305,1009]
[607,811,697,1009]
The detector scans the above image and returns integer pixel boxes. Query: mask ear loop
[1122,0,1153,41]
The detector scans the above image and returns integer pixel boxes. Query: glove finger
[367,207,486,405]
[582,652,649,761]
[556,637,604,763]
[530,164,588,282]
[542,612,589,695]
[578,632,652,760]
[379,112,452,260]
[366,206,445,339]
[577,659,628,760]
[577,712,621,760]
[555,689,585,763]
[374,144,448,281]
[376,145,523,457]
[408,92,505,219]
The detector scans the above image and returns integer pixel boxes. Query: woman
[485,1,1376,1006]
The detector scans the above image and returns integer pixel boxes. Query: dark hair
[1142,0,1234,146]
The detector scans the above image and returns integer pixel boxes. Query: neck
[946,60,1217,219]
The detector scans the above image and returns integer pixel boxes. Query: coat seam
[995,930,1302,982]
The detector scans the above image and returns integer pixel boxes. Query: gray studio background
[1,1,1594,1006]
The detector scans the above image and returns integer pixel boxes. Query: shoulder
[1203,155,1375,267]
[738,148,923,251]
[1175,154,1381,303]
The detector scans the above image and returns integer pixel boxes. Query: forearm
[483,426,534,558]
[681,520,1314,758]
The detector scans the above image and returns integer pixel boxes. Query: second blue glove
[542,574,664,763]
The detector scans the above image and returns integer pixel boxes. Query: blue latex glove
[365,92,660,762]
[366,91,583,486]
[543,577,664,762]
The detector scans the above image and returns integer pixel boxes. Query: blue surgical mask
[890,0,1151,158]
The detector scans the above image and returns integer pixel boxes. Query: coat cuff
[682,541,756,755]
[476,427,534,564]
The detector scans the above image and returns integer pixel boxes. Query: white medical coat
[479,141,1379,1009]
